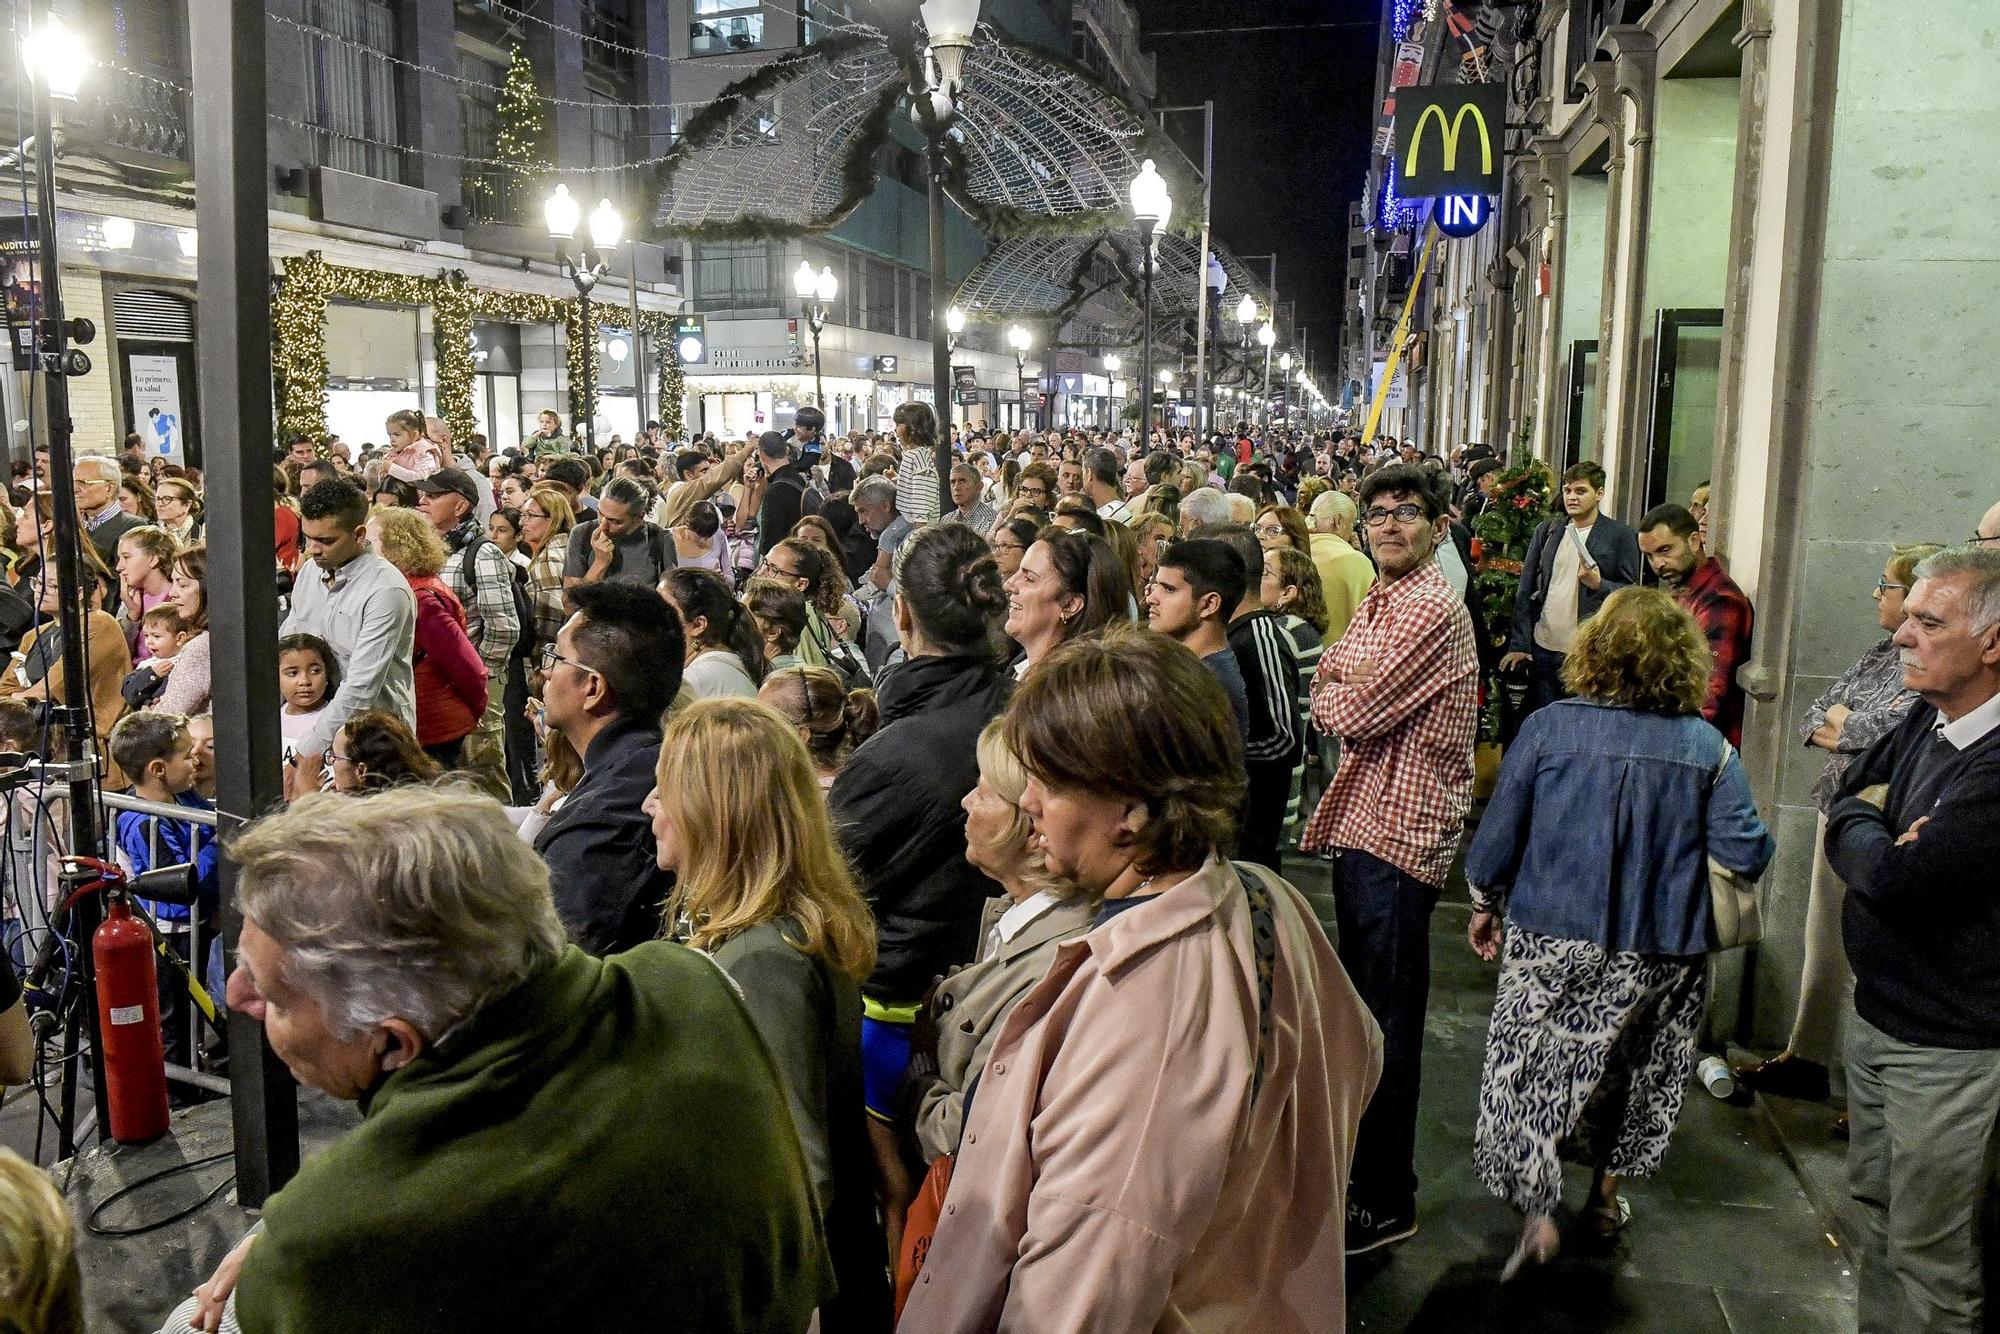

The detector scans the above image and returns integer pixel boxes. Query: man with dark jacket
[1499,461,1642,717]
[535,582,682,954]
[755,431,818,557]
[1826,545,2000,1334]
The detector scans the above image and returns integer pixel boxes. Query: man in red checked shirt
[1638,502,1754,746]
[1301,462,1479,1258]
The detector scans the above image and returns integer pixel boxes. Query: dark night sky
[1131,0,1382,369]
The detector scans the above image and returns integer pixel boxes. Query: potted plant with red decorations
[1469,434,1554,791]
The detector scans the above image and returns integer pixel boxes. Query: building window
[298,0,403,182]
[590,92,634,203]
[692,1,763,55]
[693,241,781,313]
[864,259,896,335]
[459,53,506,222]
[803,0,851,44]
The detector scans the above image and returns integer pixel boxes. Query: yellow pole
[1362,224,1438,445]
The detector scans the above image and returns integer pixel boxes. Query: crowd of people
[0,403,1994,1334]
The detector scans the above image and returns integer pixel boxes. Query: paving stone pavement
[1337,887,1858,1334]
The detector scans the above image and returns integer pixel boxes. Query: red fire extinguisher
[93,894,170,1143]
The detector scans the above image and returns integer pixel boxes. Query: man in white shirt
[1499,461,1642,718]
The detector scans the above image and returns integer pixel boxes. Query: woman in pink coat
[900,627,1383,1333]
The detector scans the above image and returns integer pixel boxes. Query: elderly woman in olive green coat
[905,719,1096,1161]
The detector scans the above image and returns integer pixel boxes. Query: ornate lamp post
[1278,350,1293,427]
[1128,158,1172,446]
[916,0,981,512]
[1256,319,1276,429]
[793,259,838,410]
[1102,353,1120,430]
[1007,323,1032,430]
[545,185,622,453]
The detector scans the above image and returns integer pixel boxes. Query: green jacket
[234,943,830,1333]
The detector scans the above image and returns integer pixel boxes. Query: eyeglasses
[1874,579,1908,594]
[1253,523,1286,539]
[1972,533,2000,546]
[1364,503,1428,527]
[1018,487,1050,500]
[522,509,548,521]
[759,558,805,581]
[539,644,598,677]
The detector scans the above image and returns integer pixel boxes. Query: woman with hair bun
[759,664,877,788]
[827,520,1012,1261]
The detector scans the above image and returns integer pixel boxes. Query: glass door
[1564,339,1598,471]
[1642,309,1725,513]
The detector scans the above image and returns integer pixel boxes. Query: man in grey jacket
[279,480,416,800]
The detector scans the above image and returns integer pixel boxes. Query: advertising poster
[0,215,41,371]
[128,354,186,462]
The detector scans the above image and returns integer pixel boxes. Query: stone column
[400,0,463,218]
[1704,0,1774,565]
[1526,137,1568,465]
[1585,28,1660,519]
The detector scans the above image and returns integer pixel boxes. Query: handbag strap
[1231,862,1278,1103]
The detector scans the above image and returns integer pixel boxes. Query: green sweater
[234,943,830,1333]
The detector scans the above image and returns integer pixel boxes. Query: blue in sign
[1435,194,1492,238]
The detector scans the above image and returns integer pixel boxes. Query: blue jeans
[1524,643,1570,718]
[1333,847,1440,1217]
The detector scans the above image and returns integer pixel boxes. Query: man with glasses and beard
[1302,463,1479,1257]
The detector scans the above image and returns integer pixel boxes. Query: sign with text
[674,314,707,365]
[1434,194,1493,238]
[1394,82,1506,198]
[0,215,40,371]
[129,355,185,462]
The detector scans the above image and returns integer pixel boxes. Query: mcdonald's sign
[1393,83,1506,198]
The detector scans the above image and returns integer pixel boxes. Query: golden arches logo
[1404,102,1493,179]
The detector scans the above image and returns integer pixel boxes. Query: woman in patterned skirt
[1462,587,1774,1279]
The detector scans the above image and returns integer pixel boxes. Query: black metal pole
[26,0,110,1148]
[925,139,952,516]
[811,315,824,409]
[579,281,595,454]
[1139,231,1155,447]
[190,0,297,1203]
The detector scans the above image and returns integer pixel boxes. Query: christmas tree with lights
[492,45,546,218]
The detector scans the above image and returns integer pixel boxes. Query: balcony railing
[692,13,763,56]
[77,64,191,165]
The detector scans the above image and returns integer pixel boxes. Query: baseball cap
[411,467,481,508]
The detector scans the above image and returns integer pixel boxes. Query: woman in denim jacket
[1463,587,1774,1278]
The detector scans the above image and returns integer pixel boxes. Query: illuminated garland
[274,251,601,445]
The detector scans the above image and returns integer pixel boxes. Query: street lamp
[1102,353,1122,430]
[793,259,838,409]
[1129,158,1172,445]
[1279,351,1293,426]
[1256,320,1276,429]
[946,304,965,351]
[916,0,983,517]
[1007,323,1033,430]
[545,185,622,453]
[22,12,85,101]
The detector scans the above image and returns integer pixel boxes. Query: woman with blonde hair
[904,718,1096,1163]
[1464,586,1774,1277]
[369,507,487,767]
[644,697,886,1331]
[153,476,202,547]
[518,485,575,654]
[0,1148,83,1334]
